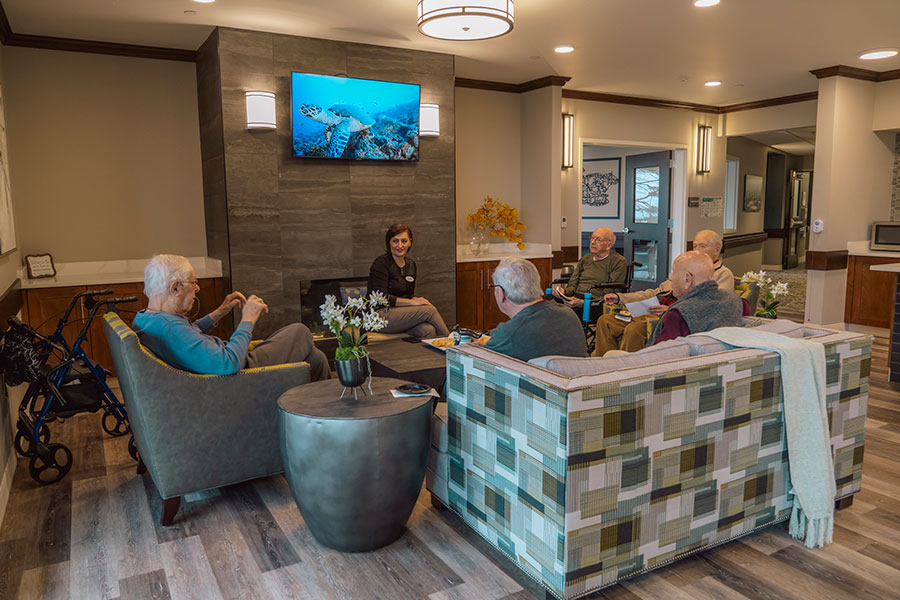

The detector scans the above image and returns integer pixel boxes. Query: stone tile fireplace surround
[197,27,456,337]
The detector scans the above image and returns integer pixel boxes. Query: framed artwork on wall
[0,85,16,256]
[743,174,763,212]
[582,158,620,219]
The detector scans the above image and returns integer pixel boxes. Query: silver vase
[335,358,369,388]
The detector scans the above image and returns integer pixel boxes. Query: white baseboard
[0,443,17,529]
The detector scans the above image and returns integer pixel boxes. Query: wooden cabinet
[456,257,553,331]
[844,256,898,329]
[23,278,225,377]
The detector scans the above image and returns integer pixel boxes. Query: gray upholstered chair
[102,313,310,525]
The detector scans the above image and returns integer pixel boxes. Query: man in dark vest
[648,250,744,345]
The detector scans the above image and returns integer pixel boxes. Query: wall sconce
[696,124,711,173]
[562,113,574,169]
[246,91,276,130]
[419,103,440,137]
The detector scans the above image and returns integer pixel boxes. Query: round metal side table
[277,377,432,552]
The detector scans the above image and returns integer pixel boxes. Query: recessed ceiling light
[705,80,722,87]
[859,48,898,60]
[554,45,575,54]
[694,0,720,7]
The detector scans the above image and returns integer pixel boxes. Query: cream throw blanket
[692,327,835,548]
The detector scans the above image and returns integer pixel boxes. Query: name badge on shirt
[405,275,415,282]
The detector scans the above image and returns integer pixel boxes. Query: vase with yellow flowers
[465,196,527,255]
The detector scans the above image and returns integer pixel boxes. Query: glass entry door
[624,151,671,291]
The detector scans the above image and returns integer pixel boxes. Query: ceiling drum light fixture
[859,48,899,60]
[246,91,276,130]
[419,103,440,137]
[693,0,720,6]
[417,0,514,41]
[562,113,574,169]
[704,80,722,87]
[554,45,575,54]
[697,125,712,174]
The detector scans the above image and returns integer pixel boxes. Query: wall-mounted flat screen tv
[291,73,420,161]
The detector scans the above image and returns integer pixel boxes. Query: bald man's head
[589,227,615,258]
[692,230,722,262]
[670,250,714,298]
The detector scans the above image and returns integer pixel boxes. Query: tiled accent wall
[197,28,456,337]
[892,132,900,221]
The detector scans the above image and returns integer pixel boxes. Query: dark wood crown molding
[0,0,196,62]
[455,75,570,94]
[561,89,720,113]
[718,91,819,113]
[811,64,900,82]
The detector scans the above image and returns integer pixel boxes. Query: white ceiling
[4,0,900,105]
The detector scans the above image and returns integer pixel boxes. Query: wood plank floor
[1,336,898,600]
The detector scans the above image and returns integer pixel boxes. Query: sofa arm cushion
[742,317,806,337]
[529,339,691,376]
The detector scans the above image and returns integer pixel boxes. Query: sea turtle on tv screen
[299,103,375,158]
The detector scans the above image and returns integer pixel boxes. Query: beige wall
[807,76,895,325]
[455,87,521,242]
[2,47,205,262]
[873,79,900,132]
[723,100,818,137]
[520,86,561,247]
[0,40,22,534]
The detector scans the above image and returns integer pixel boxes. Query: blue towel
[691,327,835,548]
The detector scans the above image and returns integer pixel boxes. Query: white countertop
[846,241,900,258]
[456,243,553,263]
[19,256,223,289]
[869,263,900,273]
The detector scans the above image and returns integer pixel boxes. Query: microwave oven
[870,221,900,252]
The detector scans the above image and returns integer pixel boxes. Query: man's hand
[552,286,567,299]
[603,293,620,305]
[563,297,584,308]
[647,304,668,315]
[475,334,490,345]
[240,294,269,325]
[210,291,247,324]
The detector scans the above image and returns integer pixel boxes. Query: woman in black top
[368,223,450,338]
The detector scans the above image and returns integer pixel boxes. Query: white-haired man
[479,257,587,361]
[553,226,627,310]
[133,254,330,379]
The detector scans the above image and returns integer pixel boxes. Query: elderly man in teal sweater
[133,254,330,379]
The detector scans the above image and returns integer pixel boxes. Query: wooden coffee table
[368,339,447,398]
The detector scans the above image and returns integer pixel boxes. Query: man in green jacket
[553,226,627,312]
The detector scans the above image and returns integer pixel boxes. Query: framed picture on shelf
[743,174,763,212]
[582,158,620,219]
[25,253,56,279]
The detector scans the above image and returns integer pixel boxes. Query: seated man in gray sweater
[648,251,744,345]
[479,257,588,362]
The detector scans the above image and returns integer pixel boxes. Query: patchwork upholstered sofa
[426,319,871,600]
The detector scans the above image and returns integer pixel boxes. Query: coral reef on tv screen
[291,73,421,161]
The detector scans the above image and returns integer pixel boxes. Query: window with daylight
[724,158,739,232]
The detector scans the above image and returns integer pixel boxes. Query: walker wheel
[14,425,50,458]
[28,443,72,484]
[127,435,139,462]
[101,410,130,437]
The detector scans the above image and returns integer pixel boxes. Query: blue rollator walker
[1,290,138,484]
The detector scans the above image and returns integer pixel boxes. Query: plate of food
[422,335,457,351]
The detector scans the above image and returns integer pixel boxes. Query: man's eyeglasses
[180,279,200,288]
[590,236,611,243]
[488,283,504,292]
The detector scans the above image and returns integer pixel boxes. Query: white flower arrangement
[319,292,389,360]
[741,270,789,318]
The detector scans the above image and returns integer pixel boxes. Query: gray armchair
[102,313,310,525]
